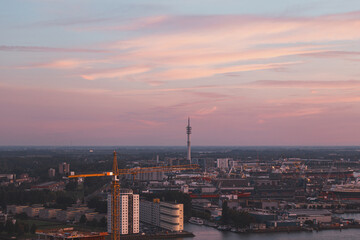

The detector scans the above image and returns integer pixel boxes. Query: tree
[16,212,28,220]
[222,201,229,224]
[304,220,314,226]
[79,215,87,224]
[65,181,78,191]
[88,197,107,213]
[5,220,15,234]
[99,217,107,228]
[0,222,4,233]
[30,224,37,234]
[88,218,98,227]
[230,210,254,227]
[24,223,29,233]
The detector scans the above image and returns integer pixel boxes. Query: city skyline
[1,1,360,146]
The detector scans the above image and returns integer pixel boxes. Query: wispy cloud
[20,59,108,69]
[259,107,324,120]
[0,45,107,53]
[248,80,360,89]
[195,106,217,116]
[80,66,151,80]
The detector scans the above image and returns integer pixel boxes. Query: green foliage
[87,218,98,227]
[0,186,76,209]
[30,224,37,234]
[304,220,314,226]
[65,181,78,191]
[191,209,211,220]
[88,197,107,213]
[99,217,107,228]
[222,201,229,224]
[79,215,87,224]
[5,220,14,234]
[221,201,254,227]
[83,178,109,196]
[228,210,254,227]
[15,212,28,220]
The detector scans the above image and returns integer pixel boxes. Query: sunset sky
[1,0,360,146]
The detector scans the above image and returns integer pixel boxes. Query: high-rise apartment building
[48,168,55,178]
[140,199,184,232]
[107,189,139,235]
[59,162,70,175]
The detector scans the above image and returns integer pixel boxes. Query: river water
[173,213,360,240]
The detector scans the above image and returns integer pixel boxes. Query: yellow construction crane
[68,151,198,240]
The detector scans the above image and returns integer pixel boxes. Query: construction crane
[68,151,198,240]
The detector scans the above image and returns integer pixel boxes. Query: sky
[1,0,360,146]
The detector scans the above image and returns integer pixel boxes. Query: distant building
[191,158,215,170]
[59,162,70,175]
[217,158,230,170]
[48,168,56,178]
[39,209,62,219]
[7,205,27,214]
[0,211,8,224]
[128,171,165,181]
[0,174,16,185]
[140,199,184,232]
[107,189,139,235]
[24,206,44,217]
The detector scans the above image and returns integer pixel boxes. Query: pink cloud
[259,107,324,119]
[268,95,360,105]
[0,45,106,53]
[195,106,217,116]
[22,59,107,69]
[141,61,300,81]
[80,66,151,80]
[248,80,360,89]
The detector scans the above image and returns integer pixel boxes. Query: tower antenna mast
[186,117,192,162]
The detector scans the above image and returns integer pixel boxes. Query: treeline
[142,191,192,219]
[78,215,107,229]
[87,197,107,213]
[222,201,255,227]
[0,186,76,209]
[0,220,37,236]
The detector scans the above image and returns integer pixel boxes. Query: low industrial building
[288,209,332,224]
[39,209,62,219]
[56,210,78,222]
[7,205,27,214]
[24,206,45,217]
[249,210,278,223]
[267,220,301,228]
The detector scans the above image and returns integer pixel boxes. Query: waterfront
[178,223,360,240]
[166,213,360,240]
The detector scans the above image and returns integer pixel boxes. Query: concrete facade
[140,199,184,232]
[107,190,139,235]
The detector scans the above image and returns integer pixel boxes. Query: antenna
[186,117,192,162]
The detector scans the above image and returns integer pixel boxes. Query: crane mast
[111,151,120,240]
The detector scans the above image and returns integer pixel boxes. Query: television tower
[186,117,192,162]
